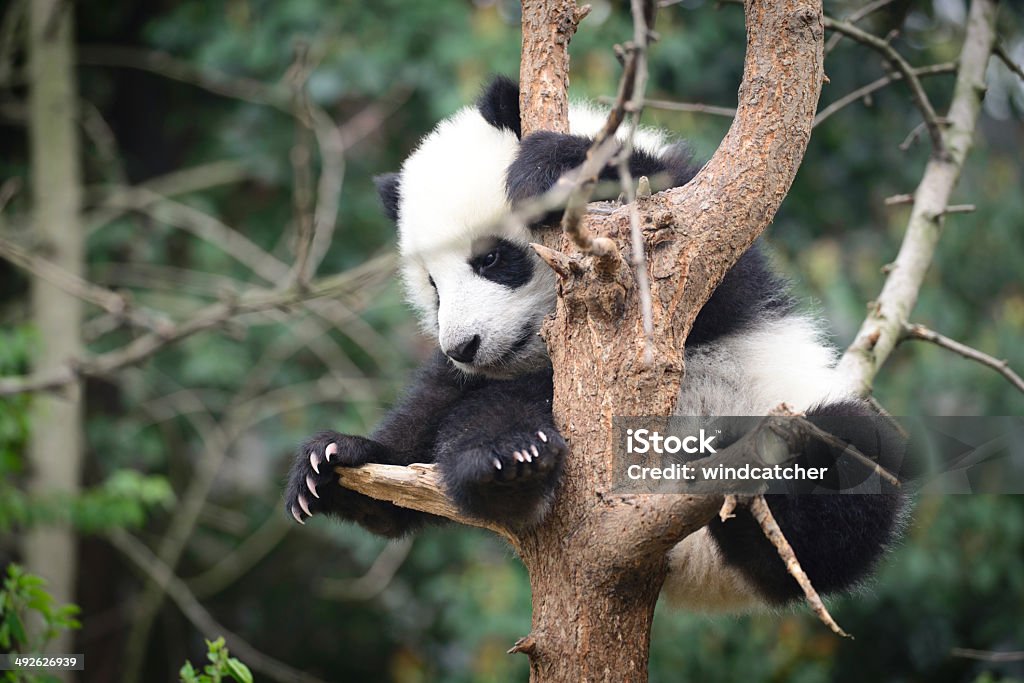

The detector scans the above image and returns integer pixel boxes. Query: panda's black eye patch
[469,238,533,289]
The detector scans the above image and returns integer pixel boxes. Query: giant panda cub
[285,77,905,611]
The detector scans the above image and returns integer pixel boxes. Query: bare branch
[624,97,736,118]
[994,43,1024,81]
[287,41,317,288]
[0,235,170,334]
[335,463,516,544]
[317,538,414,601]
[902,322,1024,395]
[519,0,591,135]
[76,46,292,111]
[836,0,999,395]
[813,63,956,128]
[823,16,946,156]
[951,648,1024,662]
[750,496,850,637]
[823,0,896,55]
[186,515,292,599]
[618,0,658,364]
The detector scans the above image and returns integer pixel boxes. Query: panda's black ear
[478,75,521,138]
[374,173,401,222]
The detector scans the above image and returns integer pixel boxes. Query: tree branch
[902,322,1024,395]
[335,463,516,544]
[836,0,999,395]
[518,0,591,135]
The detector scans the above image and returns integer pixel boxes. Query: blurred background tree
[0,0,1022,681]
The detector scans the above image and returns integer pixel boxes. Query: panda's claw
[298,493,312,517]
[514,450,525,463]
[306,474,319,499]
[530,444,540,458]
[493,457,503,470]
[309,451,321,475]
[537,431,548,443]
[325,442,338,462]
[291,505,306,525]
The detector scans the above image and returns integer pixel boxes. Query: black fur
[505,131,699,208]
[374,173,401,222]
[285,352,566,533]
[477,75,522,138]
[707,400,907,603]
[469,238,534,289]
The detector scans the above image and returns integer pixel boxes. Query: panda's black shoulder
[688,243,795,346]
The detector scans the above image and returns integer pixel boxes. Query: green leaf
[6,611,26,646]
[179,661,198,683]
[225,658,253,683]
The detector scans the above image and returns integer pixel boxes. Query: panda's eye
[480,249,500,271]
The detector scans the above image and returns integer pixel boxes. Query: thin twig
[824,0,897,55]
[317,538,414,601]
[994,43,1024,81]
[186,515,292,599]
[903,322,1024,395]
[813,63,956,128]
[606,96,736,118]
[750,496,851,638]
[557,9,659,272]
[617,0,658,364]
[0,236,170,334]
[824,16,946,157]
[287,41,316,288]
[951,648,1024,662]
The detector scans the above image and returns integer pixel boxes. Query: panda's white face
[393,107,558,378]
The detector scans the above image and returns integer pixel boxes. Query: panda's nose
[445,335,481,363]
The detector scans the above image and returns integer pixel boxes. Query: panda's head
[374,78,557,379]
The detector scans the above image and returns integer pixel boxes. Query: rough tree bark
[339,2,825,681]
[23,0,84,670]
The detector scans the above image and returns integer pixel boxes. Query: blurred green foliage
[1,0,1023,681]
[0,564,81,683]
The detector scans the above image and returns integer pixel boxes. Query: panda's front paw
[285,431,380,524]
[440,427,567,524]
[475,428,566,484]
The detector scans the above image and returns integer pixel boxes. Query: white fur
[663,528,763,611]
[674,314,854,417]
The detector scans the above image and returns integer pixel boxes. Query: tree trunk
[24,0,84,668]
[518,1,824,680]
